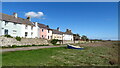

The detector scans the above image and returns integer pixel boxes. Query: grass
[2,44,49,48]
[2,41,118,66]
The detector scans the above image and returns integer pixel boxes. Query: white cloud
[25,11,44,18]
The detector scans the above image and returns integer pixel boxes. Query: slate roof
[64,31,73,35]
[0,13,34,26]
[38,23,50,29]
[52,29,63,35]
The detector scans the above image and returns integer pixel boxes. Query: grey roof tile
[0,13,34,26]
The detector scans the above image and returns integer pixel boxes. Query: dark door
[4,29,8,35]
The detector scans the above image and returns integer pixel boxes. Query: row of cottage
[0,13,75,41]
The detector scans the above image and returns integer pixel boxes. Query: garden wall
[0,37,49,46]
[0,37,84,46]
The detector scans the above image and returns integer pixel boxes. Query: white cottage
[63,29,73,41]
[0,13,40,38]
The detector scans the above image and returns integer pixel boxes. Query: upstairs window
[31,26,33,30]
[25,25,28,29]
[42,29,44,32]
[13,30,17,32]
[48,30,50,33]
[42,35,44,38]
[14,23,16,25]
[5,21,8,26]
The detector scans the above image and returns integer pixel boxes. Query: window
[42,29,44,32]
[42,35,44,38]
[25,32,28,37]
[5,21,8,26]
[4,29,8,35]
[13,30,17,32]
[14,23,16,25]
[31,26,33,30]
[31,32,33,36]
[48,36,49,39]
[48,30,50,33]
[25,25,28,29]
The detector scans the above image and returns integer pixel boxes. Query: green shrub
[50,39,59,45]
[12,45,17,48]
[4,35,13,38]
[15,36,21,41]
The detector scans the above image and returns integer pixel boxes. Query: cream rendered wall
[52,34,63,40]
[63,34,73,41]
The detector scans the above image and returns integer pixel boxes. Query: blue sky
[2,2,118,40]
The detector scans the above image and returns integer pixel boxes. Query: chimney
[57,27,60,31]
[13,13,17,18]
[66,29,69,32]
[27,16,31,21]
[47,25,49,28]
[69,29,72,32]
[35,22,38,27]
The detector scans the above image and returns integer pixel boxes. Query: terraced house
[0,13,74,41]
[63,29,73,41]
[38,23,52,40]
[0,13,40,38]
[52,27,63,40]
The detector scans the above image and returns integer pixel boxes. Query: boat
[67,44,84,50]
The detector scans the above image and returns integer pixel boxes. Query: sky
[2,0,120,2]
[2,2,118,40]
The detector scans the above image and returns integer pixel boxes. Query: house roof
[38,23,50,29]
[52,29,63,35]
[0,13,34,26]
[64,31,73,35]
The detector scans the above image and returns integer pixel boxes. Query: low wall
[0,37,85,47]
[0,37,49,46]
[57,40,82,44]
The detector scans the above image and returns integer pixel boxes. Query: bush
[50,39,59,45]
[4,35,13,38]
[12,45,17,48]
[15,36,21,41]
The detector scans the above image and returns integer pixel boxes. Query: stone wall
[57,40,82,44]
[0,37,85,47]
[0,37,49,46]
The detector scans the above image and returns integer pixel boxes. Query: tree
[73,34,80,41]
[81,35,89,41]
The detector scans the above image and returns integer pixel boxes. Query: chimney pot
[27,16,31,21]
[57,27,60,31]
[66,29,69,32]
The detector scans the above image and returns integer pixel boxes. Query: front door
[4,29,8,35]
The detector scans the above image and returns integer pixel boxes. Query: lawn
[2,41,118,66]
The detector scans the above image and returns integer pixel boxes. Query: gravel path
[2,45,66,52]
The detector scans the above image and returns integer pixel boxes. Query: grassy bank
[2,41,118,66]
